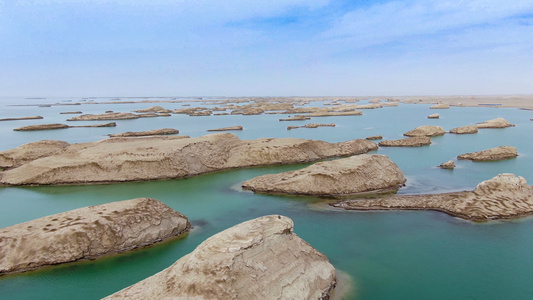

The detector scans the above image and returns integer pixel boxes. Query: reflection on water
[1,99,533,299]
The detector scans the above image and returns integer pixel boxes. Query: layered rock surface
[0,133,378,185]
[104,215,336,300]
[449,125,478,134]
[207,126,243,131]
[0,140,70,169]
[378,137,431,147]
[14,123,69,131]
[67,113,140,121]
[457,146,518,161]
[109,128,180,137]
[0,198,190,274]
[332,174,533,221]
[242,154,406,197]
[404,125,445,137]
[476,117,515,128]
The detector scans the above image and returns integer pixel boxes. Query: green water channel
[1,98,533,299]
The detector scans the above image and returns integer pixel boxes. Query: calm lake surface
[1,97,532,299]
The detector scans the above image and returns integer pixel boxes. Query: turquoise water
[1,98,533,299]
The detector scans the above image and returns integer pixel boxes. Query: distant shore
[392,94,533,109]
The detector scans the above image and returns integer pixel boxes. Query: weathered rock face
[332,173,533,221]
[0,133,378,185]
[109,128,180,137]
[404,125,445,137]
[366,135,383,140]
[476,117,515,128]
[207,126,243,131]
[14,123,69,131]
[133,106,172,113]
[279,116,311,121]
[0,116,43,121]
[242,154,405,197]
[0,198,190,275]
[0,140,70,169]
[430,103,450,109]
[438,160,456,169]
[287,123,335,130]
[449,125,478,134]
[60,111,82,114]
[378,137,431,147]
[104,215,336,300]
[67,113,140,121]
[427,113,440,119]
[457,146,518,161]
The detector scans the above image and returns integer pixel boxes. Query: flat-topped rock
[60,111,82,114]
[297,111,362,117]
[287,123,335,130]
[476,117,515,128]
[133,106,172,113]
[0,133,378,185]
[366,135,383,140]
[430,103,450,109]
[242,154,405,197]
[0,116,43,121]
[109,128,180,137]
[438,160,456,169]
[450,125,478,134]
[428,113,440,119]
[458,146,518,161]
[207,126,243,131]
[404,125,445,137]
[104,215,336,300]
[0,198,190,275]
[14,123,69,131]
[279,116,311,121]
[379,137,431,147]
[356,103,382,109]
[67,113,140,121]
[332,173,533,221]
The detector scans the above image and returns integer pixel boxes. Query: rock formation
[457,146,518,161]
[0,133,378,185]
[0,116,43,121]
[133,106,172,113]
[60,111,82,114]
[0,198,190,275]
[103,215,336,300]
[430,103,450,109]
[438,160,455,169]
[355,103,382,109]
[0,140,70,169]
[14,123,69,131]
[428,113,440,119]
[109,128,180,137]
[286,123,335,130]
[404,125,445,137]
[67,113,140,121]
[279,116,311,121]
[207,126,243,131]
[332,173,533,221]
[242,154,405,197]
[379,137,431,147]
[476,117,515,128]
[366,135,383,140]
[449,125,478,134]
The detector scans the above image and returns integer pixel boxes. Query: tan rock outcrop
[67,113,140,121]
[476,117,515,128]
[366,135,382,140]
[0,116,43,121]
[297,111,362,117]
[242,154,405,197]
[0,140,70,169]
[355,103,382,109]
[60,111,82,114]
[287,123,335,130]
[332,173,533,221]
[279,116,311,121]
[14,123,69,131]
[0,133,378,185]
[109,128,180,137]
[207,126,243,131]
[379,137,431,147]
[449,125,478,134]
[0,198,190,274]
[438,160,455,169]
[428,113,440,119]
[457,146,518,161]
[430,103,450,109]
[133,106,172,113]
[104,215,336,300]
[404,125,445,137]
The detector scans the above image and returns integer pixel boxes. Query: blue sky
[1,0,532,97]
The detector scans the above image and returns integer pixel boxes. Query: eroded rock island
[332,174,533,221]
[0,198,190,275]
[104,215,336,299]
[0,133,378,185]
[242,154,405,197]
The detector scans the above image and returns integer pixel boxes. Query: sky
[0,0,532,97]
